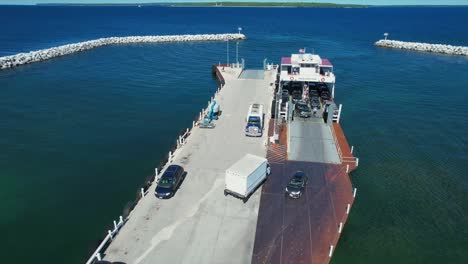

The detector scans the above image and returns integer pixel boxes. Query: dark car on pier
[285,171,308,199]
[155,165,185,199]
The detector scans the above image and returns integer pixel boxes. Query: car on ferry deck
[285,171,308,199]
[295,101,312,118]
[155,165,185,199]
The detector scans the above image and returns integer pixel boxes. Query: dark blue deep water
[0,5,467,264]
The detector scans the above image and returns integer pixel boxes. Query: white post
[353,187,357,198]
[346,203,351,214]
[356,157,359,167]
[141,188,145,197]
[119,215,123,224]
[338,222,343,233]
[168,151,172,162]
[155,168,158,177]
[346,164,349,173]
[329,245,334,257]
[192,121,195,128]
[113,220,117,231]
[332,83,335,99]
[337,104,342,123]
[108,230,113,239]
[226,39,229,65]
[350,145,354,154]
[96,253,102,261]
[236,41,239,64]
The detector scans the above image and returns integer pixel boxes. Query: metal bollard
[353,188,357,198]
[350,145,354,154]
[96,252,102,261]
[192,121,195,128]
[108,230,113,240]
[356,157,359,167]
[119,215,123,224]
[168,151,172,162]
[141,188,145,197]
[329,245,334,257]
[338,222,343,233]
[155,168,158,177]
[113,220,118,231]
[346,203,351,214]
[346,164,349,173]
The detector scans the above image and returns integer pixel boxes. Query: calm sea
[0,5,467,264]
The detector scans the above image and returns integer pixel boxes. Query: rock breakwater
[375,39,468,56]
[0,33,246,70]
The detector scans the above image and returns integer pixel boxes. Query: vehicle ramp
[288,120,341,164]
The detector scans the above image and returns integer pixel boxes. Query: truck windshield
[248,117,260,124]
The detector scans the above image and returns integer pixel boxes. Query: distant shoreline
[34,2,368,8]
[1,3,466,7]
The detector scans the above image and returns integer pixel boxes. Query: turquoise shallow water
[0,6,467,264]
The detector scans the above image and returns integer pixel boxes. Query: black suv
[155,165,185,199]
[295,102,312,118]
[285,171,308,199]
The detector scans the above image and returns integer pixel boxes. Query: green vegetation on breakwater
[168,2,367,8]
[36,2,367,8]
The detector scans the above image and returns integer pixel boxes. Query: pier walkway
[103,67,276,264]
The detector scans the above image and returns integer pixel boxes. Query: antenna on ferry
[384,32,389,40]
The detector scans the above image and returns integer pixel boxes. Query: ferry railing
[330,122,358,168]
[327,163,358,259]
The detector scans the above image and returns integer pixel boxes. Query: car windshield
[158,177,174,188]
[288,177,303,187]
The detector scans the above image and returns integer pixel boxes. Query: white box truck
[224,154,271,202]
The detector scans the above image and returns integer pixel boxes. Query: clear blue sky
[1,0,467,5]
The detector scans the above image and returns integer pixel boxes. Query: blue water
[0,6,467,264]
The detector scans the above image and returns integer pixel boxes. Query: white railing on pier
[85,61,229,264]
[85,216,124,264]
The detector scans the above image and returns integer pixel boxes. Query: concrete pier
[375,39,468,56]
[102,66,276,264]
[0,33,246,70]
